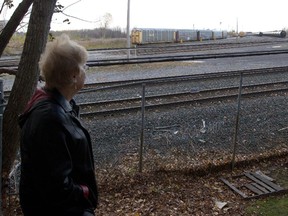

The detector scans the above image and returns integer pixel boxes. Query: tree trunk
[0,0,34,56]
[2,0,57,177]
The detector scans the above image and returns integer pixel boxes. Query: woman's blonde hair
[39,34,88,89]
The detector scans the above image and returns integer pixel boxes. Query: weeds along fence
[6,69,288,197]
[85,69,288,175]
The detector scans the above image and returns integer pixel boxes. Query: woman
[18,34,98,216]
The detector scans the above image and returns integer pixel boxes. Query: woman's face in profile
[76,65,87,90]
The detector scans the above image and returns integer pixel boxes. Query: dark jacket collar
[44,87,73,113]
[19,87,79,128]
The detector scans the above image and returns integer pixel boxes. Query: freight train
[131,28,228,45]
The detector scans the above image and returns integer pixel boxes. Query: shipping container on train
[197,30,214,40]
[175,29,198,43]
[258,30,287,38]
[213,30,228,39]
[131,28,176,45]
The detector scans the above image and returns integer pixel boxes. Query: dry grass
[76,38,127,49]
[3,35,127,56]
[3,34,25,55]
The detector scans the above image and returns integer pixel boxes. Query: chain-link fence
[87,70,288,174]
[6,69,288,201]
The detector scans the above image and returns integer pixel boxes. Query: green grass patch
[245,194,288,216]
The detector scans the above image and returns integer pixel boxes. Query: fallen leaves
[93,153,288,216]
[4,152,288,215]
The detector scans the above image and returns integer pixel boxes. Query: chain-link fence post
[231,72,243,171]
[139,83,146,172]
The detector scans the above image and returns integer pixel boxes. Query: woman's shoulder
[32,99,68,122]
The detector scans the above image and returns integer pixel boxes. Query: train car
[175,29,198,43]
[238,31,246,37]
[212,30,228,39]
[197,30,214,40]
[258,30,286,38]
[131,28,229,45]
[131,28,176,45]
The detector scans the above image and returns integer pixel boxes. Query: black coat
[18,88,98,216]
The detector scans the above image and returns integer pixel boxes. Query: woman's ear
[73,75,77,83]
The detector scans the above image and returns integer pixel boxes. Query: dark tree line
[51,27,127,39]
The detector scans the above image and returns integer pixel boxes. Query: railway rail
[80,66,288,90]
[3,66,288,101]
[79,80,288,117]
[2,49,288,68]
[87,49,288,66]
[125,40,288,56]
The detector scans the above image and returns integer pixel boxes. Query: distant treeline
[50,27,127,39]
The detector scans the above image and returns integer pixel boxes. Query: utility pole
[236,17,239,41]
[126,0,130,59]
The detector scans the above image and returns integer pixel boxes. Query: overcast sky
[1,0,288,32]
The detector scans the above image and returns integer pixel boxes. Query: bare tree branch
[0,0,34,57]
[0,0,14,15]
[60,11,100,24]
[62,0,82,12]
[0,68,17,75]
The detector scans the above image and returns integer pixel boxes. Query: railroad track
[79,66,288,91]
[87,39,288,57]
[79,81,288,117]
[86,49,288,66]
[2,39,288,67]
[4,66,288,101]
[128,40,288,56]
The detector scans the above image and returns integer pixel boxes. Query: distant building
[0,20,7,30]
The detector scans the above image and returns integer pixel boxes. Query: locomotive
[258,30,287,38]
